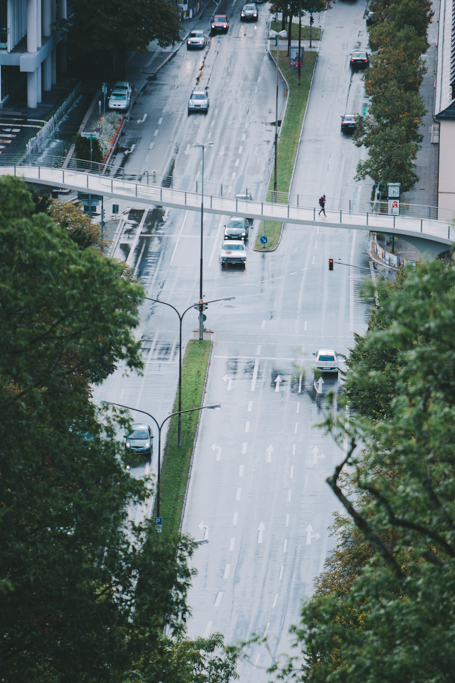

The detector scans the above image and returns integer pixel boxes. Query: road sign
[260,236,268,244]
[81,131,99,139]
[387,182,400,199]
[112,204,119,214]
[155,517,162,533]
[388,199,400,215]
[202,314,207,322]
[289,47,304,71]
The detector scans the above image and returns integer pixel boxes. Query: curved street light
[269,29,287,198]
[102,401,221,523]
[193,140,214,340]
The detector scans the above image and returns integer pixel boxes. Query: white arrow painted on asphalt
[274,375,282,392]
[314,377,324,394]
[198,521,209,540]
[266,445,274,462]
[137,113,148,124]
[306,523,321,545]
[257,522,265,543]
[124,143,136,155]
[211,443,221,461]
[298,375,302,394]
[222,374,232,391]
[312,446,326,464]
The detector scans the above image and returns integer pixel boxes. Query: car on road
[240,3,258,21]
[108,87,131,111]
[313,349,338,374]
[188,89,209,114]
[366,11,375,26]
[341,114,356,134]
[125,424,153,460]
[211,14,229,34]
[113,81,131,96]
[220,240,247,267]
[350,51,370,69]
[224,217,250,242]
[187,30,208,49]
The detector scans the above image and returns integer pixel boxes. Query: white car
[220,240,247,268]
[113,81,131,96]
[108,88,130,111]
[188,89,209,114]
[187,30,208,49]
[314,349,338,373]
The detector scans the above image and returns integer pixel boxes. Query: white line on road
[239,465,244,477]
[220,145,225,156]
[255,654,261,666]
[272,593,278,608]
[256,345,261,355]
[295,423,298,433]
[296,402,300,413]
[312,255,315,264]
[223,374,232,390]
[257,522,265,543]
[185,144,191,155]
[238,146,243,153]
[248,401,253,411]
[242,133,246,141]
[235,159,239,167]
[214,592,224,607]
[223,564,231,579]
[242,442,247,454]
[292,444,296,455]
[148,141,154,150]
[229,538,235,551]
[203,621,212,638]
[283,539,287,553]
[158,117,163,124]
[279,566,284,580]
[137,113,147,124]
[304,321,307,331]
[288,489,292,502]
[314,240,317,248]
[286,513,289,526]
[245,421,250,432]
[261,320,266,329]
[266,445,273,462]
[169,211,189,266]
[236,488,241,501]
[233,513,238,526]
[264,622,270,637]
[251,358,259,391]
[290,466,294,478]
[211,443,221,461]
[153,129,159,137]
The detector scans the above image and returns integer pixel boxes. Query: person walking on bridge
[318,194,326,216]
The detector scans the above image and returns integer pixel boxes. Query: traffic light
[197,300,208,312]
[329,259,334,271]
[310,14,314,24]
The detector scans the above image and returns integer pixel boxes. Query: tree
[47,198,104,251]
[264,259,455,682]
[74,133,104,165]
[0,177,238,682]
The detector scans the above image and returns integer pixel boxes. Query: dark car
[224,216,250,242]
[341,114,356,134]
[366,11,375,26]
[125,423,153,460]
[240,3,258,21]
[350,51,370,69]
[211,14,229,34]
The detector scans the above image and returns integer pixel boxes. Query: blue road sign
[155,517,162,525]
[260,236,268,244]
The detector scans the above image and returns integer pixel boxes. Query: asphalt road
[94,0,373,679]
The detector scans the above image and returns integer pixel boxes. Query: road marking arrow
[314,377,324,394]
[312,446,326,464]
[306,523,321,545]
[198,521,209,540]
[137,113,147,124]
[266,445,274,462]
[124,143,136,155]
[257,522,265,543]
[274,375,282,392]
[222,374,232,391]
[211,443,221,461]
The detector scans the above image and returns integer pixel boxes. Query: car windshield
[344,116,354,121]
[353,52,367,58]
[111,93,126,100]
[214,17,225,21]
[192,93,206,100]
[319,355,335,361]
[223,244,244,251]
[227,220,245,229]
[244,5,255,9]
[190,31,202,37]
[129,429,148,439]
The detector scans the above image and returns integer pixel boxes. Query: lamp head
[207,404,221,410]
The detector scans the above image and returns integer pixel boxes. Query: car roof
[191,29,204,33]
[214,14,227,17]
[317,349,336,355]
[223,240,245,245]
[114,81,129,88]
[343,114,355,118]
[130,423,149,430]
[191,89,207,95]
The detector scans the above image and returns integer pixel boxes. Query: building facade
[0,0,67,108]
[435,0,455,214]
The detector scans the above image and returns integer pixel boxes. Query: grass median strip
[157,339,212,536]
[255,49,317,251]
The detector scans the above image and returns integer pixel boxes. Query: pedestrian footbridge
[1,164,453,248]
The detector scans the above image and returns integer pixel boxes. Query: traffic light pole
[310,9,314,49]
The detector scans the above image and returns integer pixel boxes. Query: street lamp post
[310,8,314,49]
[193,141,214,341]
[269,29,287,199]
[102,402,221,521]
[298,0,302,86]
[143,295,234,447]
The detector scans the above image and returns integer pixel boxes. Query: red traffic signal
[329,259,334,271]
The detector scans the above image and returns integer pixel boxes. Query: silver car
[313,349,338,373]
[220,240,247,267]
[188,89,209,114]
[108,88,131,111]
[187,30,208,49]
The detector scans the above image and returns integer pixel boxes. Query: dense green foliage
[0,178,237,682]
[266,259,455,682]
[353,0,433,192]
[74,133,104,165]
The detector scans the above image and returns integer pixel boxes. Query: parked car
[240,3,258,21]
[313,349,338,374]
[188,89,209,114]
[187,30,208,49]
[124,424,153,460]
[220,240,247,267]
[211,14,229,34]
[224,217,250,242]
[350,50,370,69]
[366,11,375,26]
[341,114,356,134]
[108,88,131,111]
[112,81,131,96]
